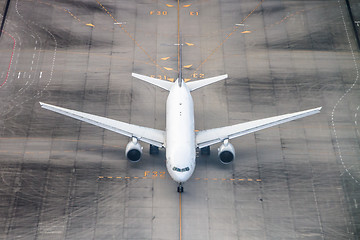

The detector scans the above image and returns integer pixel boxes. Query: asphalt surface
[0,0,359,239]
[0,0,5,13]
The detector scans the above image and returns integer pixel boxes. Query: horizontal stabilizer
[187,74,228,91]
[132,73,173,91]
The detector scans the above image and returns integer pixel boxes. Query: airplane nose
[171,172,191,183]
[166,160,195,183]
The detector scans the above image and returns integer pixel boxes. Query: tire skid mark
[333,1,359,185]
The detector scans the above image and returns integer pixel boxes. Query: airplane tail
[177,33,184,87]
[132,33,228,91]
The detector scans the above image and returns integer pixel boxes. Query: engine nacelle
[125,138,143,162]
[218,139,235,164]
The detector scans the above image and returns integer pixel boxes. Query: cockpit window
[172,166,190,172]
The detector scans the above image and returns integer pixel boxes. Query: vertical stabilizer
[177,33,183,87]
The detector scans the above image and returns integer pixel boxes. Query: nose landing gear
[177,183,184,193]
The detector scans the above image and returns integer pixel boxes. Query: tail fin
[177,33,183,87]
[186,74,228,91]
[132,73,173,91]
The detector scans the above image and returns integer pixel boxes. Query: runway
[0,0,359,239]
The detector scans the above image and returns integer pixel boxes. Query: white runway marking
[333,1,360,185]
[14,0,56,108]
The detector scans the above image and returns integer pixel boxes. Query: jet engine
[218,139,235,164]
[125,137,143,162]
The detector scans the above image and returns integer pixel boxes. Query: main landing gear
[177,183,184,193]
[200,146,210,155]
[149,144,159,155]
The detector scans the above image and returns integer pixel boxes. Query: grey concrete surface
[347,0,360,50]
[0,0,5,15]
[0,0,359,239]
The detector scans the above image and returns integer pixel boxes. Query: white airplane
[39,44,321,192]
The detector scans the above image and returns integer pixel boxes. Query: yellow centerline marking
[177,3,182,233]
[179,191,182,240]
[177,0,180,73]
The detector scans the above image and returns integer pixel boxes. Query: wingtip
[308,106,322,112]
[308,107,322,113]
[39,102,50,108]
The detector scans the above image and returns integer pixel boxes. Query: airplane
[39,43,321,193]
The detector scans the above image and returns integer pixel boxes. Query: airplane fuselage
[165,80,196,183]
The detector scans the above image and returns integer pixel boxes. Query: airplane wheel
[200,146,210,155]
[149,144,159,155]
[177,184,184,193]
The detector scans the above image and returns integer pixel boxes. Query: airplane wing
[196,107,322,148]
[39,102,166,148]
